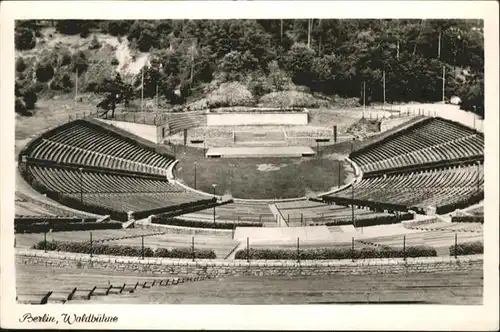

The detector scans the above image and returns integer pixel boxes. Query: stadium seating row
[352,118,484,173]
[164,112,207,134]
[28,122,173,174]
[327,164,483,211]
[28,165,207,213]
[275,200,390,225]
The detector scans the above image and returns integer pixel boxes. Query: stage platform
[206,146,316,158]
[233,226,334,243]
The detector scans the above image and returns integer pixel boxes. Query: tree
[95,73,133,118]
[88,35,102,50]
[55,20,92,37]
[15,28,36,50]
[15,82,38,114]
[35,61,55,83]
[283,43,316,86]
[71,51,89,73]
[137,29,155,52]
[16,57,27,72]
[459,72,484,118]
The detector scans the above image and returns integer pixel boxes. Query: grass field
[175,145,349,199]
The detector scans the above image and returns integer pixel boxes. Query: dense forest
[15,19,484,117]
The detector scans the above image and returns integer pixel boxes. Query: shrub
[35,61,55,83]
[451,216,484,224]
[49,72,74,92]
[154,248,216,259]
[15,217,97,225]
[111,57,119,66]
[259,91,329,108]
[435,193,484,215]
[59,51,73,66]
[449,241,483,256]
[206,82,254,108]
[71,51,89,73]
[32,240,216,259]
[88,35,102,50]
[234,245,437,260]
[15,98,27,114]
[15,221,122,233]
[15,28,36,50]
[16,57,27,72]
[137,29,155,52]
[323,213,414,227]
[21,85,38,110]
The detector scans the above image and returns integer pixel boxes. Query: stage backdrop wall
[207,112,308,126]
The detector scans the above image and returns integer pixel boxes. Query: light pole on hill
[473,106,477,129]
[476,161,481,194]
[194,162,197,190]
[351,182,355,228]
[79,167,83,204]
[350,138,356,228]
[212,183,218,225]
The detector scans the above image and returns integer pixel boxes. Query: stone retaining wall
[16,249,482,277]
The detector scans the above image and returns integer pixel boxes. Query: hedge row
[234,246,437,260]
[151,217,263,229]
[449,241,483,256]
[15,217,98,225]
[451,216,484,224]
[435,193,484,215]
[15,222,122,233]
[33,240,216,259]
[321,213,414,227]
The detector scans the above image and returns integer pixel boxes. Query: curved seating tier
[352,118,484,173]
[28,121,173,176]
[28,165,208,213]
[327,164,483,211]
[166,111,207,134]
[180,201,275,224]
[275,200,391,225]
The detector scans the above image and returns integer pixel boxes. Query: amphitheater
[14,104,485,305]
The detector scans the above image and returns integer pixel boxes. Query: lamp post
[156,63,163,116]
[350,138,355,228]
[476,161,481,194]
[351,182,355,228]
[473,106,477,129]
[79,167,83,204]
[212,183,217,225]
[194,162,197,190]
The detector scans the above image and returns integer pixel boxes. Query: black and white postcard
[1,1,498,330]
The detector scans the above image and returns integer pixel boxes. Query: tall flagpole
[383,70,386,109]
[442,66,445,104]
[363,81,366,117]
[141,68,144,111]
[75,67,78,106]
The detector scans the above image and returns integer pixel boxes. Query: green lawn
[174,145,350,199]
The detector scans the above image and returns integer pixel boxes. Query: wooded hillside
[15,19,484,117]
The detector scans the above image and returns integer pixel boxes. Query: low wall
[16,249,483,277]
[207,113,308,126]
